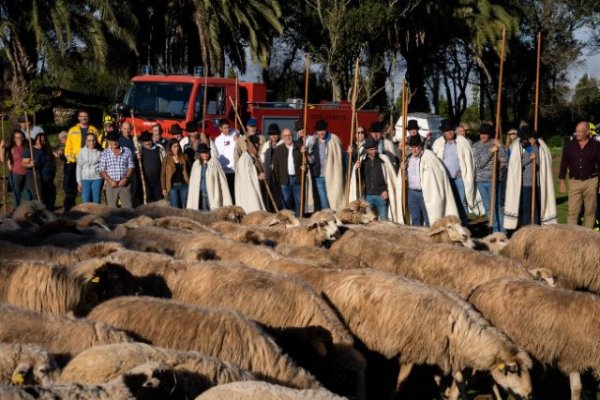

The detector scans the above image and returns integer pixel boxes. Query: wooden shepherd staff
[24,113,41,202]
[1,114,6,213]
[130,110,148,205]
[531,32,542,225]
[345,58,360,206]
[234,77,239,132]
[489,28,507,229]
[201,69,209,133]
[300,53,310,216]
[400,80,409,218]
[227,96,279,212]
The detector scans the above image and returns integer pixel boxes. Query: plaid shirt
[99,146,134,181]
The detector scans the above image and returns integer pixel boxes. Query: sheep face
[428,221,474,248]
[11,355,59,386]
[12,201,57,226]
[268,210,301,228]
[120,362,180,400]
[309,220,341,243]
[489,354,533,400]
[224,206,247,223]
[480,232,509,254]
[528,268,556,287]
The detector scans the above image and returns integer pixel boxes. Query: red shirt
[10,146,27,175]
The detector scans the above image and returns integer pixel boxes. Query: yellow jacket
[65,124,100,163]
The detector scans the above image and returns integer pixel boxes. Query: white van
[394,113,444,144]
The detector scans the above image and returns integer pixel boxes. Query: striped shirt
[99,146,134,181]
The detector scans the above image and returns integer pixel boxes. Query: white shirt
[287,144,295,175]
[408,155,422,190]
[215,133,236,173]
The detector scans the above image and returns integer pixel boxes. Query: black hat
[440,119,456,132]
[407,134,423,147]
[407,120,420,131]
[139,131,152,142]
[248,134,262,147]
[294,120,304,131]
[106,131,120,142]
[314,119,328,131]
[479,123,493,135]
[219,118,230,127]
[170,124,183,135]
[17,115,27,123]
[364,137,377,150]
[197,143,210,154]
[267,124,281,136]
[185,121,198,132]
[370,121,383,133]
[518,126,535,141]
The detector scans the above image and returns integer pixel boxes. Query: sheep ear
[428,226,445,236]
[307,222,319,231]
[90,276,101,284]
[267,219,279,226]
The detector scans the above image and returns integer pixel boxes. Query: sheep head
[267,210,301,228]
[12,201,57,227]
[7,344,59,386]
[528,268,556,287]
[223,206,247,223]
[428,216,474,248]
[308,220,341,244]
[477,232,509,255]
[337,200,377,225]
[119,362,181,399]
[489,351,533,400]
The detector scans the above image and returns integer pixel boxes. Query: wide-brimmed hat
[197,143,210,154]
[364,137,377,149]
[439,119,456,132]
[314,119,328,131]
[370,122,383,133]
[294,120,304,131]
[479,123,493,135]
[267,124,281,136]
[106,131,120,142]
[407,120,420,131]
[170,124,184,135]
[139,131,152,142]
[518,126,535,141]
[185,121,198,132]
[408,134,423,147]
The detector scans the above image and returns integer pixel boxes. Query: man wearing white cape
[432,119,476,225]
[397,135,459,226]
[504,127,557,229]
[186,143,232,211]
[235,135,267,213]
[349,137,399,221]
[307,119,345,211]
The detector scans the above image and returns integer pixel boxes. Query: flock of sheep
[0,198,596,400]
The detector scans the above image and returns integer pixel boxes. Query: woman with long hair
[21,128,56,210]
[160,139,190,208]
[76,132,103,203]
[0,129,32,207]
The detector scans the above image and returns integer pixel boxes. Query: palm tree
[0,0,137,114]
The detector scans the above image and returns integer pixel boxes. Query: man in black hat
[235,134,267,212]
[473,123,507,232]
[369,121,399,170]
[99,131,135,208]
[406,119,421,137]
[139,131,164,202]
[272,127,305,216]
[214,118,236,200]
[307,119,344,210]
[260,124,283,212]
[169,123,184,143]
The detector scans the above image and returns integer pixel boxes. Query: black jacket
[272,141,303,185]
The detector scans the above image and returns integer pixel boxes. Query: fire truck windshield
[124,82,193,119]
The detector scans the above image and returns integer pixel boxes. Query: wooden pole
[234,77,239,132]
[24,113,41,202]
[531,32,542,225]
[489,28,507,229]
[345,58,360,206]
[130,110,148,205]
[201,69,209,133]
[401,80,408,218]
[228,96,279,212]
[1,115,6,213]
[300,53,310,216]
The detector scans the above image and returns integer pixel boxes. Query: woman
[187,143,232,210]
[0,130,32,207]
[161,139,190,208]
[22,128,56,210]
[348,126,367,164]
[76,132,103,203]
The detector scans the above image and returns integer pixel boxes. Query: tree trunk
[405,54,430,113]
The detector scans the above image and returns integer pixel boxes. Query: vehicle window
[195,86,226,119]
[124,82,193,119]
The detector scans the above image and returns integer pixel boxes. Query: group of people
[2,109,598,232]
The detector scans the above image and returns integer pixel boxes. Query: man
[184,130,201,166]
[187,143,232,211]
[559,121,600,228]
[99,115,117,149]
[455,124,472,145]
[64,110,100,211]
[398,134,459,226]
[99,131,135,208]
[350,137,398,221]
[214,119,237,200]
[260,124,283,212]
[152,124,168,149]
[307,119,344,210]
[432,119,476,225]
[473,123,507,232]
[235,135,266,213]
[505,126,557,229]
[170,123,184,144]
[118,121,136,154]
[272,127,304,216]
[139,131,165,202]
[235,117,264,165]
[369,121,399,170]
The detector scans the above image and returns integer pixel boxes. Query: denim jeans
[477,181,504,232]
[365,194,388,220]
[168,183,189,208]
[314,176,330,210]
[280,175,302,217]
[450,177,469,225]
[81,179,104,204]
[408,189,429,226]
[519,185,540,227]
[9,173,31,208]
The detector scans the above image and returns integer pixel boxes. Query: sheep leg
[569,372,582,400]
[453,371,470,400]
[395,362,413,391]
[492,384,504,400]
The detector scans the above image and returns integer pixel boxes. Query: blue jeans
[408,189,429,226]
[477,181,504,232]
[280,175,302,217]
[168,183,188,208]
[450,177,468,225]
[81,179,104,204]
[9,173,31,208]
[366,194,388,220]
[519,186,540,227]
[314,176,330,210]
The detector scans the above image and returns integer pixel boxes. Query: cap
[364,137,377,149]
[246,118,257,127]
[103,115,115,125]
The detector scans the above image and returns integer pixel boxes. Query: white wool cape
[186,158,232,210]
[235,152,266,213]
[324,134,345,211]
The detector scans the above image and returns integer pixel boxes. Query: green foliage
[571,74,600,121]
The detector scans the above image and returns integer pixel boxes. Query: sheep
[468,278,600,400]
[194,381,346,400]
[60,343,255,386]
[154,216,215,233]
[0,304,133,366]
[0,241,123,264]
[136,201,246,224]
[329,228,536,298]
[10,201,57,228]
[502,224,600,292]
[473,232,510,255]
[241,210,301,227]
[336,199,377,225]
[0,343,58,386]
[0,258,139,316]
[68,202,139,225]
[87,296,321,390]
[274,243,366,269]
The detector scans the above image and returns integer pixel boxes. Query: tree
[571,74,600,121]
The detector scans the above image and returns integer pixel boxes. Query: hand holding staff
[130,110,148,205]
[300,53,310,217]
[24,113,41,202]
[531,32,542,225]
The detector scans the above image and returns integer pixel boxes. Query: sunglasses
[508,132,517,136]
[357,130,365,134]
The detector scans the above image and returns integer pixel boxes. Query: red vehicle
[119,73,379,147]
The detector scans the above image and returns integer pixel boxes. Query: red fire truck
[118,73,379,147]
